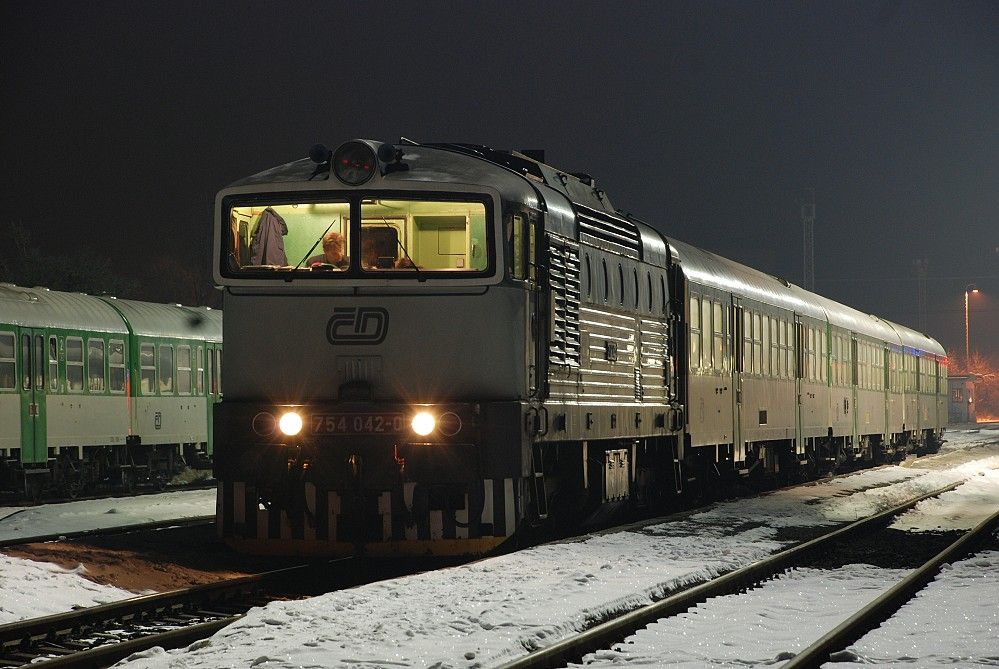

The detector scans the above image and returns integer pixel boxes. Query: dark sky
[2,1,996,359]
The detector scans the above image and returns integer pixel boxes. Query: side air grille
[577,206,641,259]
[548,238,581,367]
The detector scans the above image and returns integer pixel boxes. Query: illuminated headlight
[279,411,303,436]
[411,411,436,436]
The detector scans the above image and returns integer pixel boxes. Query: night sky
[2,1,996,359]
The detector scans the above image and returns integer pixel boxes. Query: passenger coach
[212,139,946,557]
[0,284,222,498]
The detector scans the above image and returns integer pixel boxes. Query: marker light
[332,141,377,186]
[279,411,303,436]
[411,411,436,436]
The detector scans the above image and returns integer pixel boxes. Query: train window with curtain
[0,332,14,390]
[66,337,84,391]
[87,339,105,392]
[196,347,205,395]
[140,344,156,394]
[712,301,723,372]
[159,345,174,393]
[701,297,712,369]
[48,336,58,391]
[177,345,192,395]
[689,297,700,370]
[109,340,125,393]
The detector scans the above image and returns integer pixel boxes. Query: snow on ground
[829,545,999,667]
[0,554,135,624]
[576,564,909,668]
[116,427,999,669]
[0,487,216,542]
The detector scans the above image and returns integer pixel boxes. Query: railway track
[0,515,215,551]
[495,480,999,669]
[0,555,442,669]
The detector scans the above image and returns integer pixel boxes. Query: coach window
[743,311,752,375]
[178,345,192,395]
[48,336,58,391]
[87,339,105,392]
[751,312,761,375]
[208,349,216,395]
[601,259,609,302]
[712,302,724,372]
[761,315,771,376]
[216,349,223,395]
[0,332,14,390]
[701,297,712,369]
[511,214,526,279]
[689,297,701,370]
[109,340,125,393]
[618,264,625,305]
[66,337,84,391]
[196,347,205,395]
[140,344,156,394]
[159,345,174,393]
[33,335,44,390]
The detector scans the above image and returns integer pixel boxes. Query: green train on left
[0,283,222,499]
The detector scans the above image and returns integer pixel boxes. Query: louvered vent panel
[577,207,641,259]
[548,239,581,367]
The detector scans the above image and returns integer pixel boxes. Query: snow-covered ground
[0,487,216,542]
[0,488,216,623]
[0,427,995,665]
[109,426,998,669]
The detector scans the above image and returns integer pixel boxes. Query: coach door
[731,298,744,460]
[18,329,48,467]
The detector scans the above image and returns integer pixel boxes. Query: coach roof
[100,298,222,342]
[0,284,128,333]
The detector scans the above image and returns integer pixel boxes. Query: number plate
[311,413,406,435]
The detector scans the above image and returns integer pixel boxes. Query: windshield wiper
[286,215,341,281]
[378,217,424,282]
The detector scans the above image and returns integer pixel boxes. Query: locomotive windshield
[224,197,490,277]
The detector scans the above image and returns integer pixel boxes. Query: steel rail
[0,515,215,550]
[494,480,966,669]
[782,507,999,669]
[0,560,331,668]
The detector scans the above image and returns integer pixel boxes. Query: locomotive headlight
[279,411,304,436]
[411,411,436,436]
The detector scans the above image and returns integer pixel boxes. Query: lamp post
[965,284,980,363]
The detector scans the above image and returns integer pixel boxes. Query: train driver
[307,231,349,269]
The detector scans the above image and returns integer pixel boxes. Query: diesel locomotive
[212,139,946,557]
[0,284,223,499]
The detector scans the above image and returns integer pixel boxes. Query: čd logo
[326,307,389,345]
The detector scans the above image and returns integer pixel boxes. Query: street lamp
[965,284,980,363]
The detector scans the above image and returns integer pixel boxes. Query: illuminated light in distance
[411,411,436,436]
[279,411,303,436]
